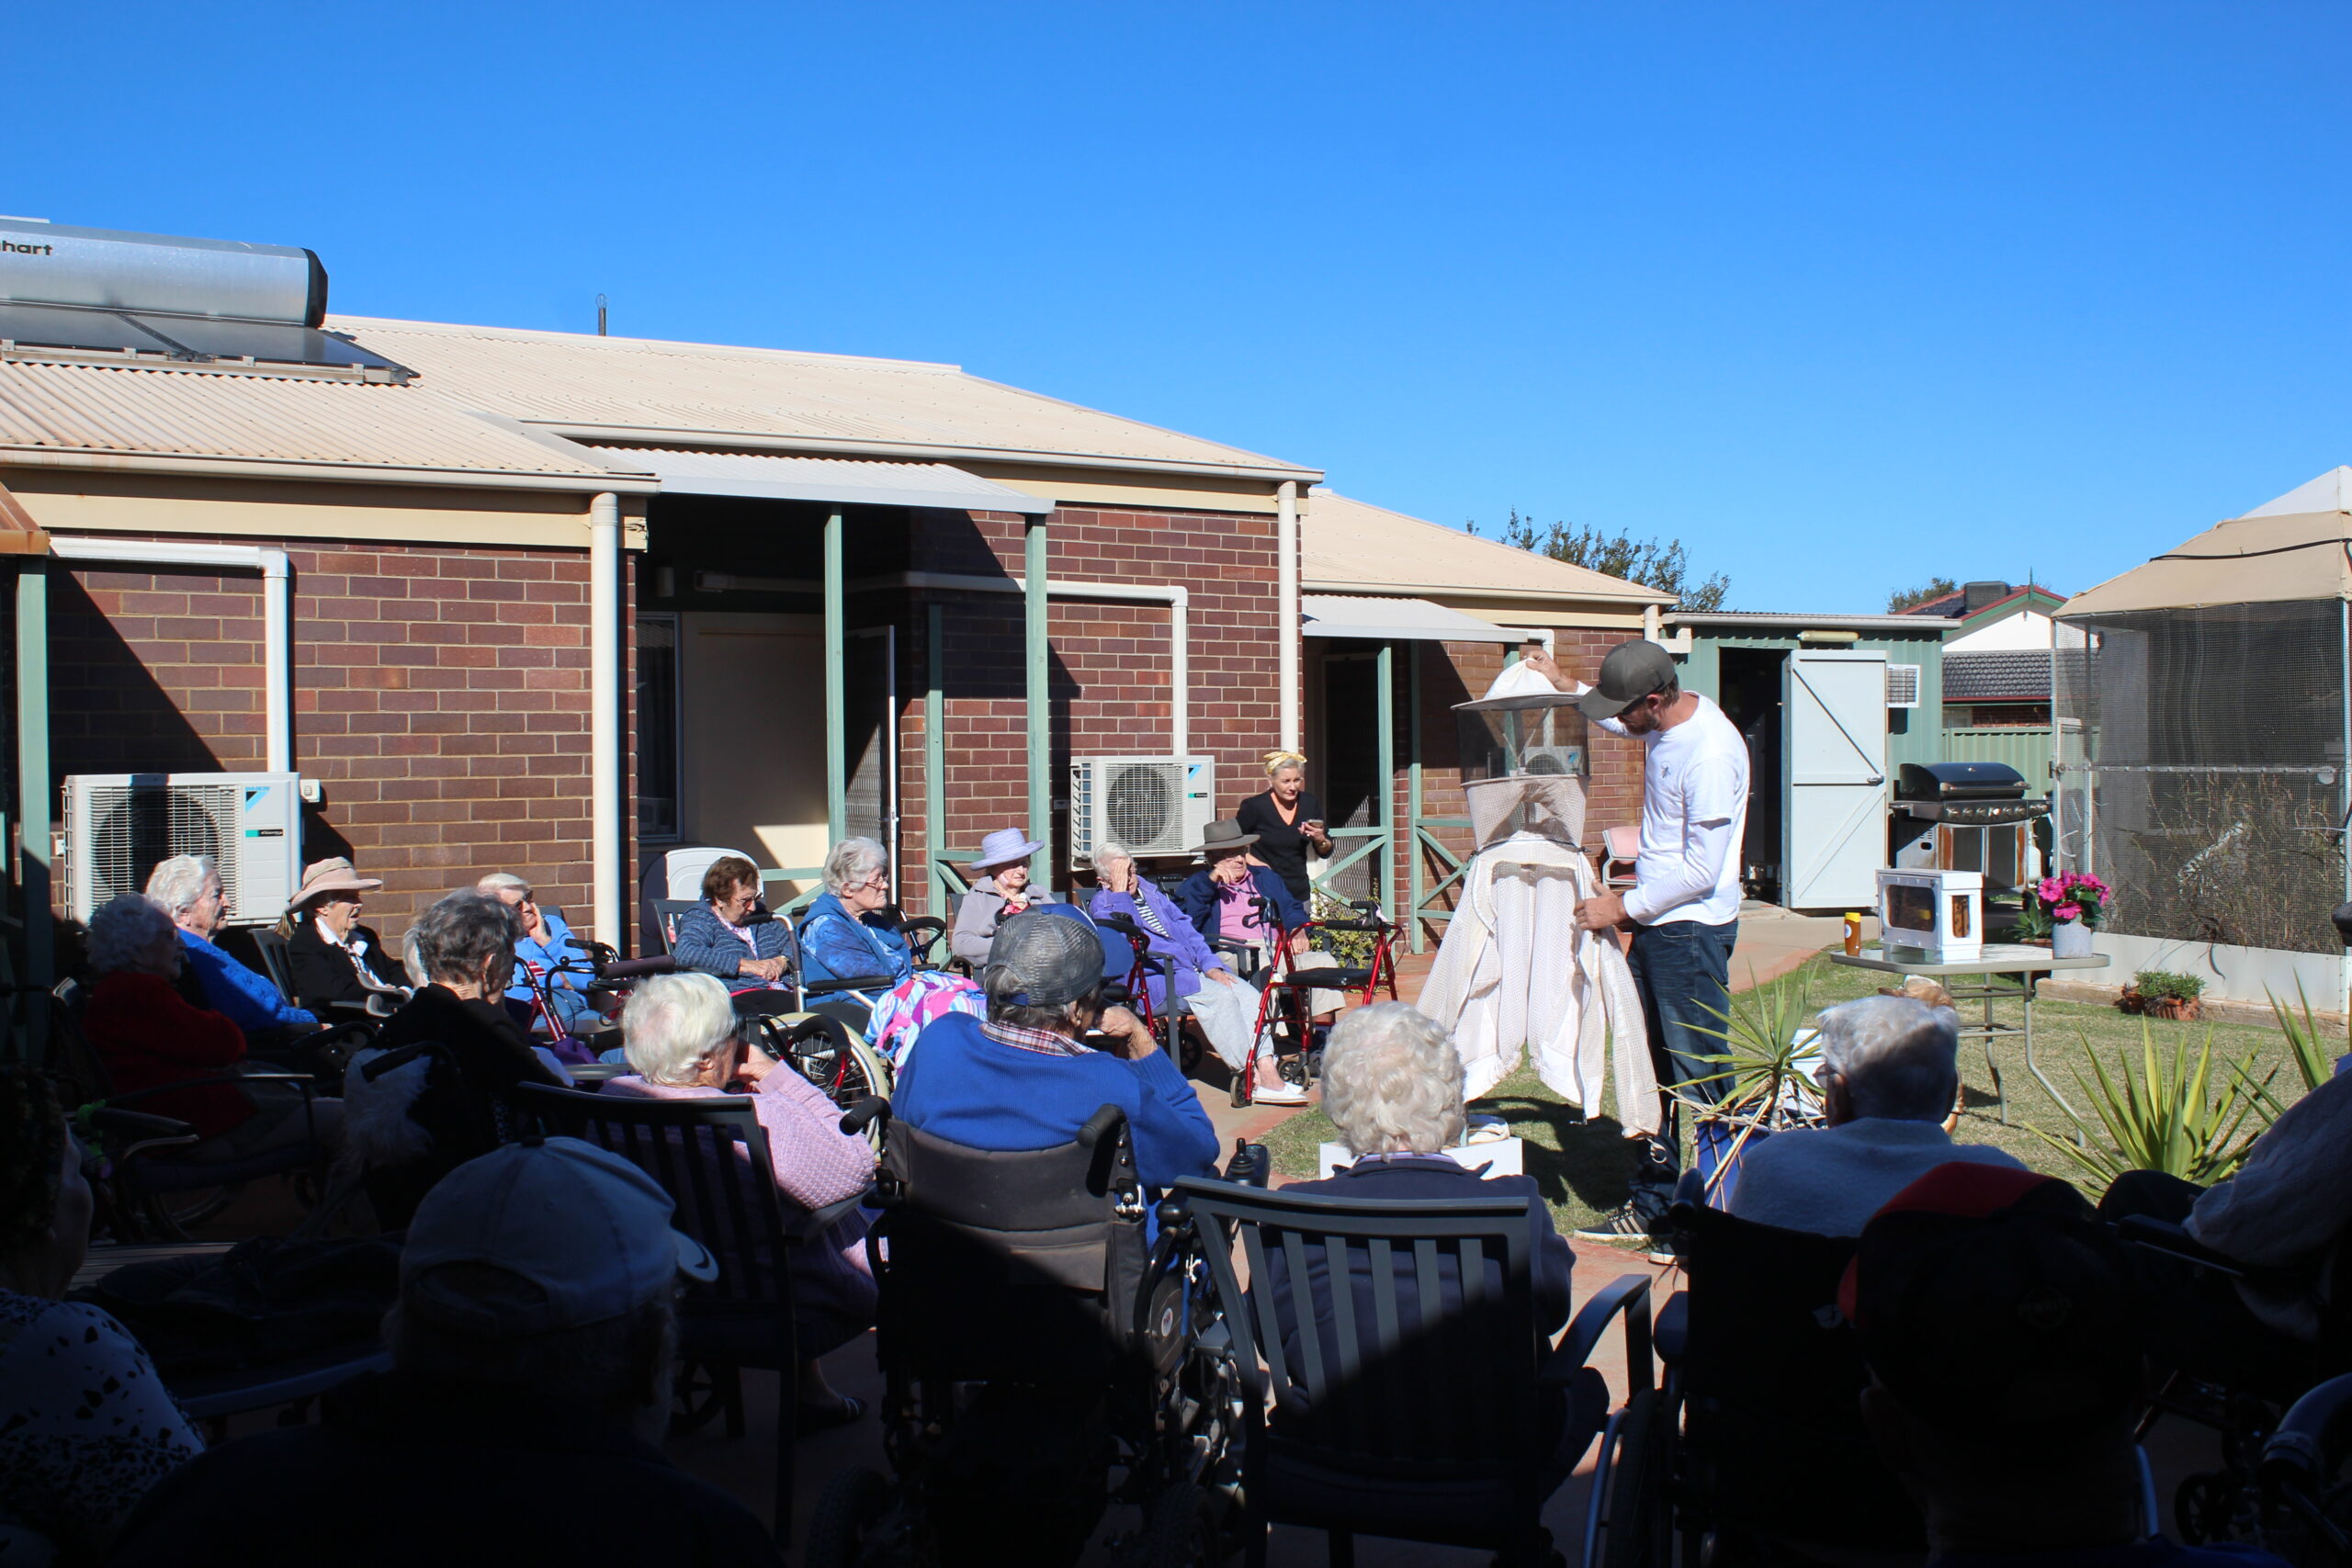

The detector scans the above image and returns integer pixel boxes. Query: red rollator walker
[1226,895,1402,1108]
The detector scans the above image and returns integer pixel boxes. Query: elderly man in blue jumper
[1727,995,2024,1235]
[890,909,1220,1193]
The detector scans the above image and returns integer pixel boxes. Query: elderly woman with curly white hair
[1262,1003,1574,1337]
[795,837,914,987]
[604,972,876,1427]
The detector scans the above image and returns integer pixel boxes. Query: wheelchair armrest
[799,975,892,998]
[107,1071,313,1111]
[86,1106,198,1145]
[359,1042,437,1083]
[596,956,676,981]
[799,1189,873,1241]
[1310,918,1384,933]
[2116,1214,2247,1278]
[1548,1273,1654,1395]
[1078,1103,1127,1149]
[1222,1140,1272,1188]
[839,1096,891,1137]
[1094,912,1143,940]
[1656,1290,1689,1367]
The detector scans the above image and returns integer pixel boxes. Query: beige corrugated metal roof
[333,317,1320,480]
[1303,490,1674,606]
[593,446,1053,513]
[0,359,639,483]
[1300,594,1517,641]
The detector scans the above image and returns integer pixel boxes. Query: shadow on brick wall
[49,574,243,779]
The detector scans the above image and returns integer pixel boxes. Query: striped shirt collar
[980,1020,1090,1057]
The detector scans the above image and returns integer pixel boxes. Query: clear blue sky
[12,2,2349,611]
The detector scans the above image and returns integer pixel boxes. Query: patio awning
[583,446,1053,514]
[1301,594,1516,641]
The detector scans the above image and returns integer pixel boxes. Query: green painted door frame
[822,511,846,843]
[1025,519,1049,881]
[14,564,51,1060]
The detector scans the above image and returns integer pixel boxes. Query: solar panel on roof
[0,299,413,382]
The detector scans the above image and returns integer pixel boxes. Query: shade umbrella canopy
[2062,506,2352,617]
[1453,657,1587,713]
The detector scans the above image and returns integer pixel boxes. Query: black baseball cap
[1841,1164,2145,1437]
[1573,639,1679,721]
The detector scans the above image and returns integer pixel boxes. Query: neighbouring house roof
[332,317,1321,483]
[1301,491,1674,608]
[1957,585,2065,630]
[1669,611,1959,632]
[0,359,645,490]
[1942,649,2052,702]
[1899,587,1971,617]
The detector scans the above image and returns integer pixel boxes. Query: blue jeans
[1625,917,1738,1225]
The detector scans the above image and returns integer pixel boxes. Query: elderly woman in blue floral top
[796,837,913,987]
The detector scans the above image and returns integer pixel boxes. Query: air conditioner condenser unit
[1069,756,1215,863]
[65,772,302,926]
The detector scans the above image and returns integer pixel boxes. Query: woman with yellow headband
[1234,750,1333,904]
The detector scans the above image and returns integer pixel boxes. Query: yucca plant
[1677,971,1826,1196]
[2263,982,2338,1096]
[2029,1023,2272,1187]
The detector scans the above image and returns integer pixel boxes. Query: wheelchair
[808,1099,1269,1568]
[2111,1209,2352,1550]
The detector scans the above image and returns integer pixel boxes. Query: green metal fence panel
[1940,726,2054,785]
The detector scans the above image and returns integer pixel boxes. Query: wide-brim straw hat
[967,828,1046,874]
[1195,819,1260,856]
[292,856,383,908]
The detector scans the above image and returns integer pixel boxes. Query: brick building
[0,225,1671,990]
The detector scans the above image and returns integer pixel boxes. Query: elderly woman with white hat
[281,857,412,1019]
[948,828,1057,966]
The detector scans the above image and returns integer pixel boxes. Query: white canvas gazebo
[2054,468,2352,1006]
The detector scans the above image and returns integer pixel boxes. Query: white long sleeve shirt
[1598,693,1750,926]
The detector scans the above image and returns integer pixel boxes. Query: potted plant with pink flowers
[2020,871,2110,958]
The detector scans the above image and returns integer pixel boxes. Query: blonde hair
[1261,750,1308,780]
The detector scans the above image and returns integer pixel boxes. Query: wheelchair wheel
[808,1466,897,1568]
[774,1015,896,1148]
[142,1183,240,1241]
[1136,1481,1224,1568]
[1596,1389,1670,1568]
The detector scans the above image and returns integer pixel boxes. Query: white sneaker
[1252,1077,1309,1106]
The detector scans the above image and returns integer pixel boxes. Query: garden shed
[2053,468,2352,1006]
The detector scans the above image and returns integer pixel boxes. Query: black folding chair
[517,1080,860,1544]
[1174,1176,1655,1567]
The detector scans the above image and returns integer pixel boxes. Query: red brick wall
[897,503,1281,907]
[51,540,605,936]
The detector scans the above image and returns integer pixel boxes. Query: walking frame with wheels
[1227,897,1402,1109]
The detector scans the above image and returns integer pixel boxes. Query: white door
[1781,650,1889,910]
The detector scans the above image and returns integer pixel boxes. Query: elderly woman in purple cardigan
[1086,840,1240,1017]
[604,971,875,1428]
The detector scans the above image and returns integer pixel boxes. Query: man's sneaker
[1577,1204,1684,1266]
[1573,1202,1654,1243]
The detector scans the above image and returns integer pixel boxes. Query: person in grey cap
[1526,637,1750,1247]
[891,909,1221,1191]
[109,1137,782,1567]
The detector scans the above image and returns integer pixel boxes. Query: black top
[110,1371,783,1568]
[286,916,406,1015]
[368,986,565,1204]
[1233,789,1325,902]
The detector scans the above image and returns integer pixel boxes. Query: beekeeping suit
[1418,773,1658,1135]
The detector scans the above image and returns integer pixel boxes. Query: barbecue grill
[1889,761,2049,894]
[1894,761,2050,827]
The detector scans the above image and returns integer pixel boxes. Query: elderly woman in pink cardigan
[604,972,876,1428]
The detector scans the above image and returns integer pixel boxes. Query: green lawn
[1263,947,2320,1235]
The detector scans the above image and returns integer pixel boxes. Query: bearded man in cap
[892,908,1220,1192]
[1527,638,1750,1246]
[110,1137,780,1567]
